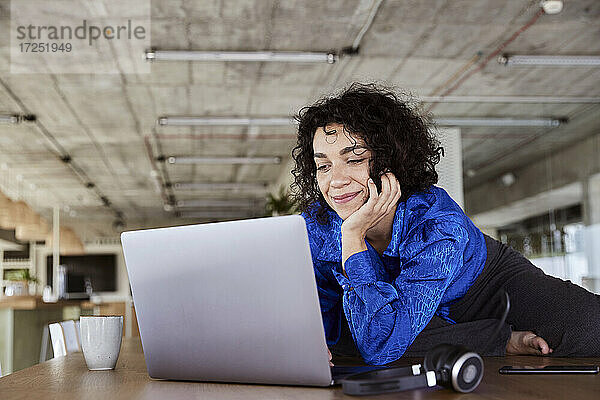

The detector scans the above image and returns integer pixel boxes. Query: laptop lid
[121,215,334,386]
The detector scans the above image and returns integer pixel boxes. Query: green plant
[265,186,298,216]
[5,269,38,283]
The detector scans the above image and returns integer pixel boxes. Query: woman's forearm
[336,226,466,364]
[341,229,367,278]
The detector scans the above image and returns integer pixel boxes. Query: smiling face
[313,123,372,220]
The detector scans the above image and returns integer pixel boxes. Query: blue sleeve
[333,221,468,365]
[302,213,345,346]
[313,261,344,346]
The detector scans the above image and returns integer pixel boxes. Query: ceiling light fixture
[173,182,268,191]
[498,55,600,66]
[158,116,564,128]
[177,211,255,219]
[0,114,36,124]
[419,96,600,104]
[540,0,563,14]
[146,50,336,64]
[434,117,563,127]
[0,114,19,124]
[176,199,262,208]
[158,117,295,126]
[501,173,516,187]
[167,156,282,165]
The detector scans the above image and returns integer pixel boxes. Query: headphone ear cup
[423,343,456,372]
[424,344,484,393]
[448,349,484,393]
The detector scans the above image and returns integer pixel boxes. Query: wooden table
[1,338,599,399]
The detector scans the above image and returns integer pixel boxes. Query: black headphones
[341,344,484,395]
[341,292,510,396]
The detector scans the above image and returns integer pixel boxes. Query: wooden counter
[1,338,599,399]
[0,295,92,310]
[0,296,138,375]
[0,296,94,375]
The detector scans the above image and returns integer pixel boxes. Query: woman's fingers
[528,334,553,355]
[522,332,543,355]
[394,174,402,199]
[342,173,400,234]
[367,178,378,202]
[508,331,554,355]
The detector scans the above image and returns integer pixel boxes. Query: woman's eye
[316,165,330,171]
[348,158,365,164]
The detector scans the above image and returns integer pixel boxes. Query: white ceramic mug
[80,316,123,370]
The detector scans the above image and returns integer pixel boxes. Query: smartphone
[499,365,599,374]
[369,173,383,194]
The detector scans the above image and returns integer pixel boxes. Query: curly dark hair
[291,82,443,225]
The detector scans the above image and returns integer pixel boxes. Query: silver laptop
[121,215,380,386]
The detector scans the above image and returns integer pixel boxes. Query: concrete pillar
[582,173,600,226]
[436,128,464,209]
[52,206,60,298]
[583,173,600,293]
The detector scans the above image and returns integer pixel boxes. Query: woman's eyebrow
[340,145,367,155]
[314,146,367,159]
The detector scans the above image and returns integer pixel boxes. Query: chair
[46,320,81,359]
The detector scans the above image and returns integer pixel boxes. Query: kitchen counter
[0,296,94,375]
[0,295,92,310]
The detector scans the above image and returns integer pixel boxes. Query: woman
[291,83,600,366]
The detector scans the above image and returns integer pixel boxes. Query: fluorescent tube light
[167,156,282,165]
[0,114,36,124]
[178,211,255,219]
[0,115,20,124]
[158,117,564,127]
[499,55,600,66]
[434,118,562,127]
[159,116,563,128]
[173,182,268,191]
[146,50,336,64]
[419,96,600,104]
[158,117,295,126]
[176,199,262,208]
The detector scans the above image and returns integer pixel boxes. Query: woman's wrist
[341,224,366,240]
[341,229,367,277]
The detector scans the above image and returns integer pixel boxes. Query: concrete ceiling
[0,0,599,240]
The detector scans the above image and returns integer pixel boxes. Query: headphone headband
[341,365,437,396]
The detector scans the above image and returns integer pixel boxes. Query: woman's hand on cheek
[341,173,402,238]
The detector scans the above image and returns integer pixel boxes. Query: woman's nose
[329,165,351,187]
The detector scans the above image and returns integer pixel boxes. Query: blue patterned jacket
[302,186,487,365]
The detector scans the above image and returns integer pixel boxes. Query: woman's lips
[332,191,360,204]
